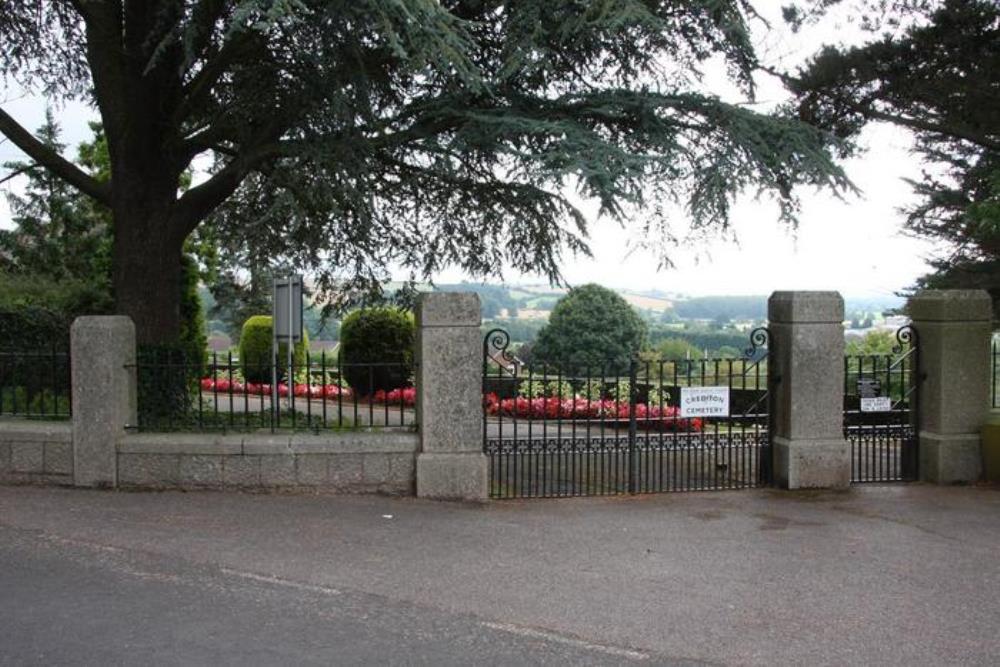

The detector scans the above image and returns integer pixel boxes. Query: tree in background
[1,1,850,344]
[781,0,1000,315]
[532,284,646,371]
[1,118,205,356]
[0,110,109,287]
[845,329,898,357]
[654,338,702,360]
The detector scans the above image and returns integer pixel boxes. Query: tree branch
[762,66,1000,153]
[0,108,111,205]
[0,163,39,186]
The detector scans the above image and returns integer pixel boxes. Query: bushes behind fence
[339,308,414,395]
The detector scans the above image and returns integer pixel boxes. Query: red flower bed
[200,378,417,407]
[201,378,352,399]
[482,393,702,431]
[370,386,417,406]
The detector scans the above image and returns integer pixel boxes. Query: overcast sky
[0,5,937,300]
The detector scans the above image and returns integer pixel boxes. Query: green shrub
[0,274,113,350]
[339,308,414,394]
[178,253,207,371]
[0,385,71,417]
[532,284,646,373]
[238,315,308,384]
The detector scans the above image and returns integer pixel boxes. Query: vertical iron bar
[628,356,638,494]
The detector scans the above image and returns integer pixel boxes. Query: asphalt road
[0,526,653,666]
[1,484,999,665]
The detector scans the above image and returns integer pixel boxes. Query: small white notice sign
[680,386,730,418]
[860,396,892,413]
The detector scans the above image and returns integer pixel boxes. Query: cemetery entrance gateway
[843,325,921,483]
[482,329,774,499]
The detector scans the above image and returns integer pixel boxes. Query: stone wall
[117,431,418,492]
[0,421,73,485]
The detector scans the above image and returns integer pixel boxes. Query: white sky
[0,5,937,300]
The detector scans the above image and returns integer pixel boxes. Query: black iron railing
[993,339,999,409]
[129,350,415,432]
[483,328,773,499]
[0,348,72,419]
[843,326,919,483]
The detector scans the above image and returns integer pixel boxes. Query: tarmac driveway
[1,484,998,665]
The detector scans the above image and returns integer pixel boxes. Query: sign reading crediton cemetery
[679,386,730,418]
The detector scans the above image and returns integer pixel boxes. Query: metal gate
[844,325,920,483]
[483,329,773,499]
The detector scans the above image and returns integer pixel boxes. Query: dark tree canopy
[781,0,1000,314]
[1,1,848,343]
[532,283,647,370]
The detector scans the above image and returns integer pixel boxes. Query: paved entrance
[2,485,999,665]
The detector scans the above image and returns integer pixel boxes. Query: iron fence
[0,348,72,419]
[483,329,773,498]
[129,350,415,432]
[993,339,999,409]
[843,326,919,483]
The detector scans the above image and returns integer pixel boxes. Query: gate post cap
[416,293,480,327]
[768,292,844,324]
[908,290,992,323]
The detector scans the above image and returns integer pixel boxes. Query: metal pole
[287,275,294,413]
[628,356,638,494]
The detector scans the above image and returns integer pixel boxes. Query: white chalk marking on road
[481,621,649,661]
[220,568,342,596]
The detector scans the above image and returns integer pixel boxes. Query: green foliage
[0,386,70,418]
[339,308,415,394]
[673,296,767,321]
[178,254,207,371]
[646,327,750,357]
[647,386,671,407]
[0,273,113,349]
[0,119,207,354]
[438,283,521,319]
[1,1,850,343]
[532,284,647,372]
[0,110,109,286]
[846,329,899,357]
[136,343,199,426]
[654,338,702,360]
[238,315,308,384]
[481,318,546,345]
[517,378,576,400]
[787,0,1000,316]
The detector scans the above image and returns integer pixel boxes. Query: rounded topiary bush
[239,315,308,384]
[339,308,415,395]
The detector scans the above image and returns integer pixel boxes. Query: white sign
[861,396,892,413]
[680,386,730,418]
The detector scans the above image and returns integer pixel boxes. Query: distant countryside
[200,282,907,360]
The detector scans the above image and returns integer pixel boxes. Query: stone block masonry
[0,422,74,486]
[116,432,418,493]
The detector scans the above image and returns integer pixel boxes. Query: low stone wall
[118,430,418,493]
[0,421,74,485]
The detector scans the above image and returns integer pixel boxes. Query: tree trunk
[111,175,187,346]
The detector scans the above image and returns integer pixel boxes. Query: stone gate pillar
[909,290,992,483]
[768,292,851,488]
[415,292,488,500]
[70,316,136,488]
